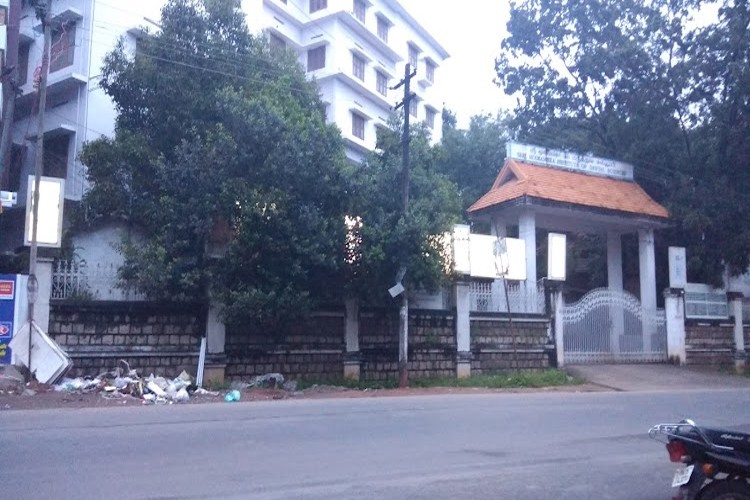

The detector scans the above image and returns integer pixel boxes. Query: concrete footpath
[566,363,750,392]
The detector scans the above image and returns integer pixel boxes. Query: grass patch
[295,378,400,391]
[295,370,580,391]
[203,379,233,392]
[410,370,581,389]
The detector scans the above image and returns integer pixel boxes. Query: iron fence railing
[470,281,545,314]
[52,260,145,301]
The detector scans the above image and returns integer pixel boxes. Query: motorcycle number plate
[672,465,694,487]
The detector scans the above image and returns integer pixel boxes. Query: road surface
[3,388,750,499]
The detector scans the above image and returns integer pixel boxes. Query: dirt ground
[0,381,608,411]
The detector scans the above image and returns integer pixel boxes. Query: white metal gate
[562,288,667,364]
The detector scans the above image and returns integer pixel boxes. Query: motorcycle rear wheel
[700,480,750,500]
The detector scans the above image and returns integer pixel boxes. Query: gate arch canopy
[466,143,671,364]
[562,288,667,363]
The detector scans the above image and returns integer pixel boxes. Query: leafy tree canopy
[437,111,513,215]
[497,0,750,285]
[81,0,353,324]
[346,121,462,304]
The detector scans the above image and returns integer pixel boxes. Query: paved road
[3,389,750,499]
[566,363,750,391]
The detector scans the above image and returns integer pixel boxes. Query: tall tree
[346,121,461,303]
[81,0,353,324]
[496,0,750,284]
[437,111,512,213]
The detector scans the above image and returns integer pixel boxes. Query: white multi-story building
[245,0,450,163]
[0,0,159,253]
[0,0,448,254]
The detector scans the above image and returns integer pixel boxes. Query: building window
[307,45,326,71]
[270,32,286,54]
[408,44,419,70]
[353,0,366,22]
[377,17,389,42]
[0,6,7,26]
[310,0,327,13]
[352,53,365,81]
[425,60,435,83]
[352,113,365,140]
[50,23,76,73]
[43,134,70,179]
[426,108,436,129]
[409,98,417,118]
[376,71,388,96]
[18,43,30,85]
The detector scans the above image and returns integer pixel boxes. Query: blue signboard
[0,274,17,364]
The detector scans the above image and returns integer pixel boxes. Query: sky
[404,1,514,127]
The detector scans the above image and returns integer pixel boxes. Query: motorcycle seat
[702,427,750,455]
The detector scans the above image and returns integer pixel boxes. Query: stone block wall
[47,303,553,383]
[470,316,551,373]
[225,311,345,382]
[360,309,456,381]
[49,302,204,378]
[685,322,735,366]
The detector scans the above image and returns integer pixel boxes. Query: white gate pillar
[204,300,227,384]
[639,229,657,352]
[607,232,623,291]
[664,289,686,364]
[455,280,472,378]
[607,232,624,356]
[518,210,537,286]
[729,294,747,374]
[33,258,54,334]
[552,287,564,367]
[344,298,361,380]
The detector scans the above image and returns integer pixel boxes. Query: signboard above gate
[506,141,634,181]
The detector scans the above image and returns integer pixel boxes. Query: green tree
[437,111,512,214]
[346,120,462,303]
[496,0,750,285]
[80,0,353,324]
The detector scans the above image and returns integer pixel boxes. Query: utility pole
[391,63,416,388]
[26,0,53,378]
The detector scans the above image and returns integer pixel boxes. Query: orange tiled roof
[468,160,669,218]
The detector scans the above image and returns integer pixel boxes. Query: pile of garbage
[54,360,219,404]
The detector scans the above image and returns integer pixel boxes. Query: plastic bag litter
[146,381,167,398]
[224,390,241,402]
[174,388,190,403]
[149,376,170,391]
[54,377,101,393]
[177,370,193,384]
[194,388,220,396]
[113,377,134,390]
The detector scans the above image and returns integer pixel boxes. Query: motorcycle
[649,419,750,499]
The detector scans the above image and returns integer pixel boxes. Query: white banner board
[469,234,526,281]
[668,247,687,289]
[25,176,65,248]
[547,233,567,281]
[506,141,634,181]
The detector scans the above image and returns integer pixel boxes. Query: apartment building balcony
[15,6,87,119]
[317,67,391,111]
[263,0,306,28]
[15,68,87,119]
[335,10,402,64]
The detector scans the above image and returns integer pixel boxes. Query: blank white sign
[25,176,64,248]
